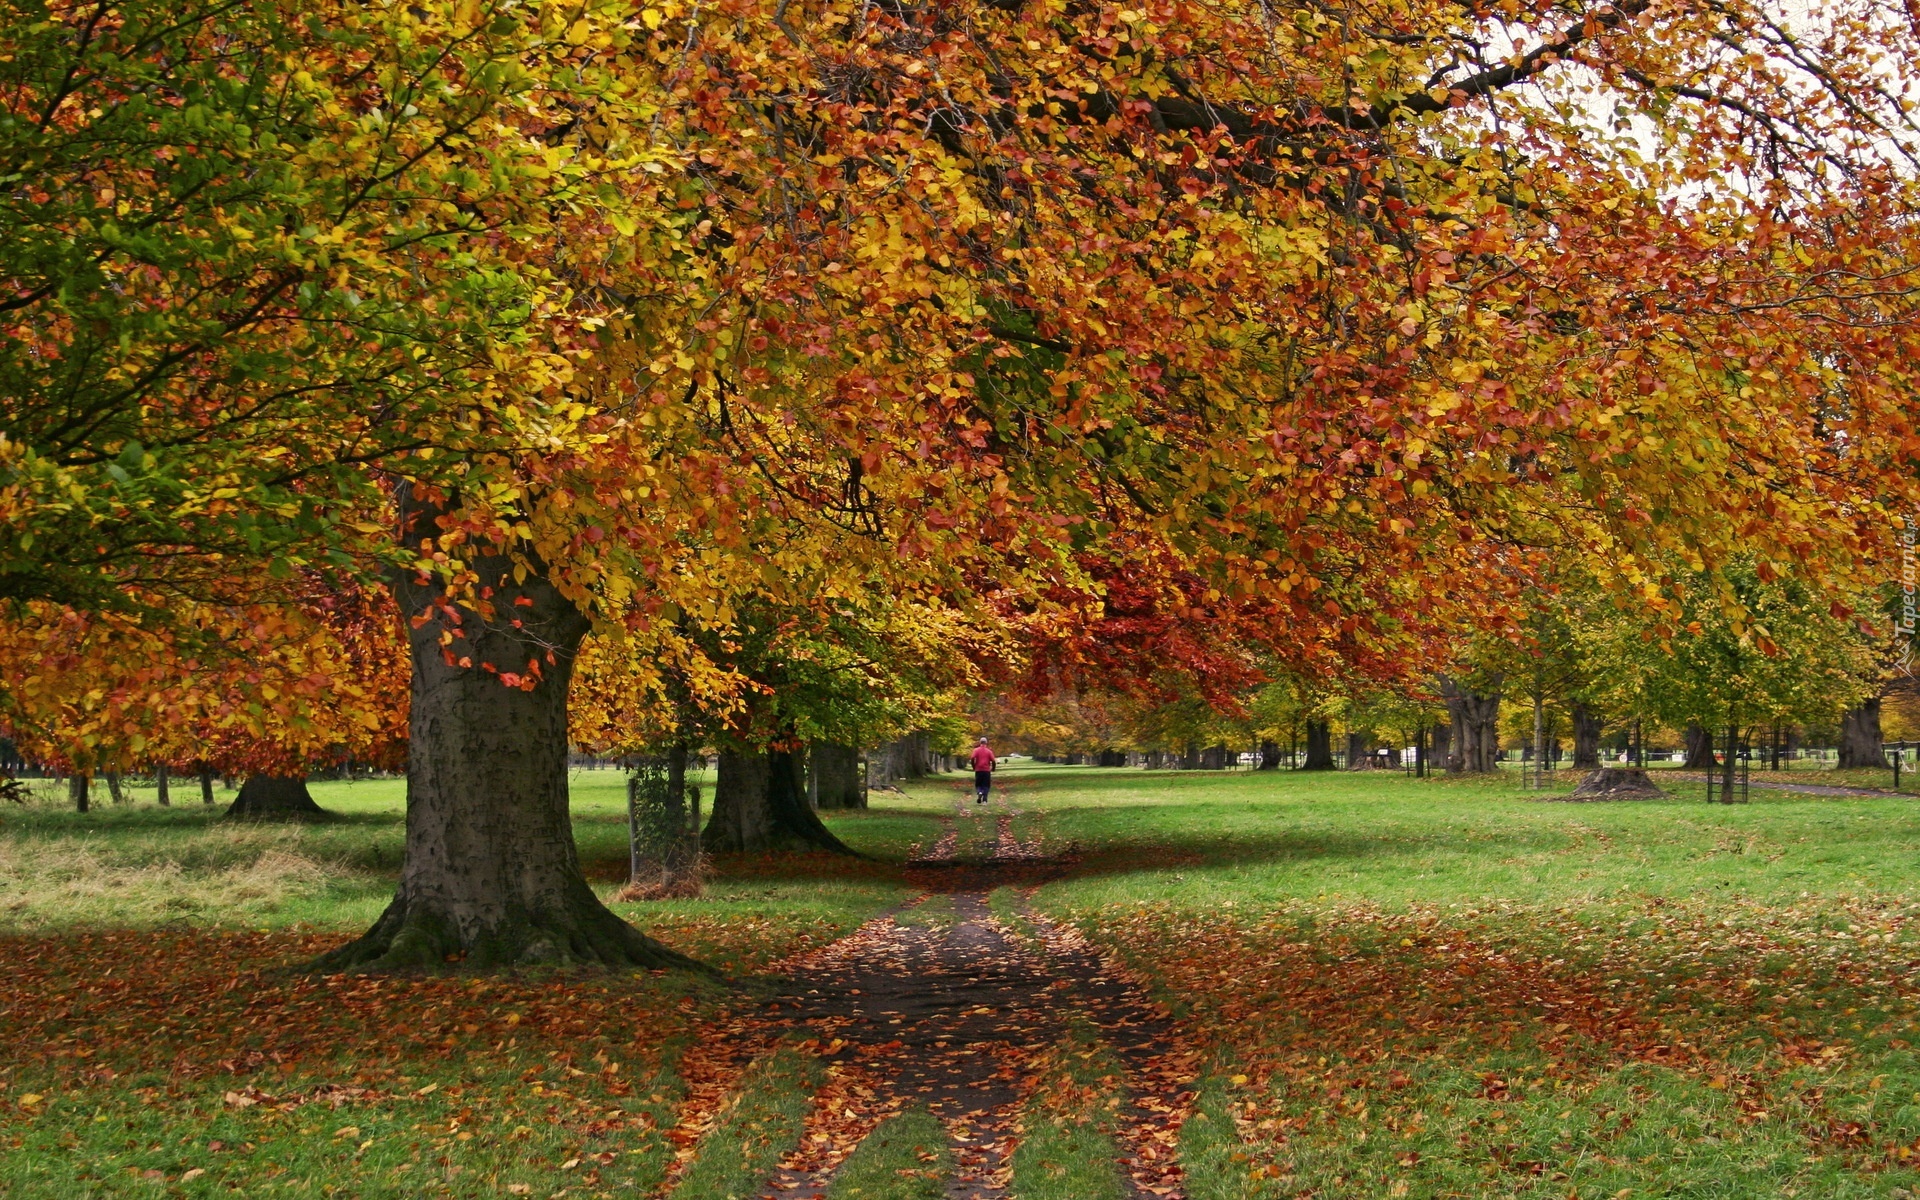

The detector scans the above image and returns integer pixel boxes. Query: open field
[5,763,1920,1197]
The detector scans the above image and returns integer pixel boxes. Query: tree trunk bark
[1430,723,1450,769]
[198,764,216,805]
[317,498,694,973]
[104,771,124,804]
[1531,692,1544,776]
[1839,699,1890,768]
[1439,677,1503,772]
[1345,731,1369,769]
[704,748,856,854]
[868,739,907,789]
[227,775,327,819]
[1258,740,1280,770]
[881,732,930,781]
[154,764,170,806]
[70,773,89,812]
[1683,722,1717,769]
[1302,721,1335,770]
[810,743,866,810]
[1571,703,1602,769]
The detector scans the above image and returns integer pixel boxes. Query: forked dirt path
[670,783,1197,1199]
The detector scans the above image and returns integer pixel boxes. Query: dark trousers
[974,770,992,800]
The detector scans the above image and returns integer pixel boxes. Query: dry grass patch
[0,829,349,928]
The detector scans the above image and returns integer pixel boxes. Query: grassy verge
[1009,1029,1128,1200]
[823,1109,950,1200]
[1178,1069,1283,1200]
[668,1046,822,1199]
[894,894,959,930]
[986,763,1920,1197]
[0,769,922,1196]
[0,931,710,1197]
[0,769,918,974]
[996,765,1920,911]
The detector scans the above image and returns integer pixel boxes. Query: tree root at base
[312,891,712,975]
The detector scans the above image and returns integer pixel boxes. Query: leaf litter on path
[682,790,1197,1198]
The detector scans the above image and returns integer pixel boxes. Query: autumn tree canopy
[5,0,1920,967]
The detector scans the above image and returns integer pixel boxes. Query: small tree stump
[1558,767,1668,801]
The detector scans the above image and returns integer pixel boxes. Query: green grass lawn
[995,763,1920,1199]
[0,768,920,958]
[1001,763,1920,910]
[6,760,1920,1197]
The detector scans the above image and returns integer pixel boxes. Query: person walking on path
[970,737,997,804]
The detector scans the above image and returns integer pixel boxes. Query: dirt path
[674,785,1197,1198]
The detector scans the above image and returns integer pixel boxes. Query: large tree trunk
[198,764,216,805]
[1430,723,1450,768]
[154,764,170,807]
[70,773,89,812]
[226,775,327,820]
[705,748,856,854]
[1571,704,1603,769]
[1683,722,1717,769]
[318,500,693,973]
[1839,699,1890,768]
[1258,740,1280,770]
[1345,731,1370,769]
[1439,677,1503,772]
[874,733,930,782]
[1301,720,1335,771]
[868,739,909,788]
[810,743,866,810]
[105,771,125,804]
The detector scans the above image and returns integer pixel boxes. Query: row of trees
[6,0,1920,969]
[983,553,1912,775]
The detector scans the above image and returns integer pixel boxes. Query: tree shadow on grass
[569,799,1712,898]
